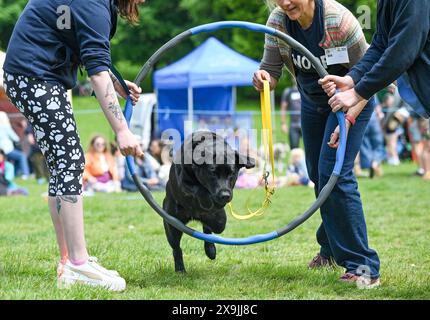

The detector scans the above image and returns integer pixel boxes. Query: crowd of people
[1,83,429,199]
[279,85,430,181]
[0,104,174,198]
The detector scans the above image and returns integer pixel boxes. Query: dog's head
[174,132,255,208]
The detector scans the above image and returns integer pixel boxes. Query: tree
[0,0,28,51]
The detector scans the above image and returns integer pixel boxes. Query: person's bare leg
[48,197,68,263]
[55,195,89,263]
[423,141,430,180]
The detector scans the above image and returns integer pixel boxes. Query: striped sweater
[262,0,368,79]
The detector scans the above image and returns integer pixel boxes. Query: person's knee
[55,169,84,196]
[331,173,359,196]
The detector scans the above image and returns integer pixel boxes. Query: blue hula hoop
[123,21,347,245]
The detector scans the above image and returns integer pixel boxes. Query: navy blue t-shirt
[3,0,118,90]
[285,0,348,106]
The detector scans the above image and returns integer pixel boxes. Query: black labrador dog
[163,131,255,272]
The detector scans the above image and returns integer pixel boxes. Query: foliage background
[0,0,377,95]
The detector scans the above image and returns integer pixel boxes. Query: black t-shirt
[285,0,349,106]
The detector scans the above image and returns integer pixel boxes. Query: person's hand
[281,123,289,134]
[328,121,352,149]
[116,129,144,158]
[253,70,272,92]
[115,80,142,105]
[328,88,367,112]
[318,75,355,97]
[147,177,160,186]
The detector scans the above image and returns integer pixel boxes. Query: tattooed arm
[90,71,143,157]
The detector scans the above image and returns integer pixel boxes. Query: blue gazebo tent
[153,37,260,139]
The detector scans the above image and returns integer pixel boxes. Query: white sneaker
[57,257,126,291]
[57,257,120,277]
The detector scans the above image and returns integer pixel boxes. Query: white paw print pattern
[69,185,77,193]
[54,111,65,121]
[51,86,60,96]
[31,84,48,98]
[63,172,76,183]
[28,100,42,113]
[53,144,66,156]
[39,140,50,154]
[62,118,75,132]
[6,74,14,82]
[56,183,65,195]
[64,103,73,115]
[8,87,17,99]
[49,185,57,195]
[67,136,77,146]
[57,158,68,170]
[46,153,56,166]
[18,78,28,89]
[49,129,64,143]
[14,100,24,113]
[69,148,82,160]
[46,97,61,110]
[20,90,28,100]
[37,112,49,123]
[33,124,46,140]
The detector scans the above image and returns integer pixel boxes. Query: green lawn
[1,164,429,300]
[0,96,429,300]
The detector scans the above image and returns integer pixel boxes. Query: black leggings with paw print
[3,72,85,196]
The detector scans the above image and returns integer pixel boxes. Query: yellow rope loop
[228,80,276,221]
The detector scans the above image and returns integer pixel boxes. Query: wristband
[345,114,356,126]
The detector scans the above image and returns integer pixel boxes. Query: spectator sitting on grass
[157,142,173,186]
[83,135,121,193]
[0,111,30,179]
[149,139,164,164]
[285,148,314,188]
[110,140,126,182]
[0,149,28,196]
[121,153,164,192]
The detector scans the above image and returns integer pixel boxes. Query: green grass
[0,96,429,300]
[1,165,429,300]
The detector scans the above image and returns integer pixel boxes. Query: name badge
[325,47,350,66]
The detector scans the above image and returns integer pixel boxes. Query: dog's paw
[204,242,217,260]
[175,266,187,273]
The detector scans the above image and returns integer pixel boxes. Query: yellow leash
[228,80,276,220]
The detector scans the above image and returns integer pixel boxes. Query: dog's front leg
[163,220,186,273]
[163,194,187,273]
[203,225,217,260]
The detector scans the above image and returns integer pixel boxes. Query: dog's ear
[235,151,256,169]
[175,164,197,196]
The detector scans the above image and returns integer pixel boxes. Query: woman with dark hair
[254,0,380,287]
[2,0,146,291]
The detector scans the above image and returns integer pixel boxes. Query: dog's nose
[218,190,232,203]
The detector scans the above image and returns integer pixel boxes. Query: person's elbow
[89,70,110,85]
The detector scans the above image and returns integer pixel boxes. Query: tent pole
[187,86,194,135]
[154,88,159,139]
[232,86,237,110]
